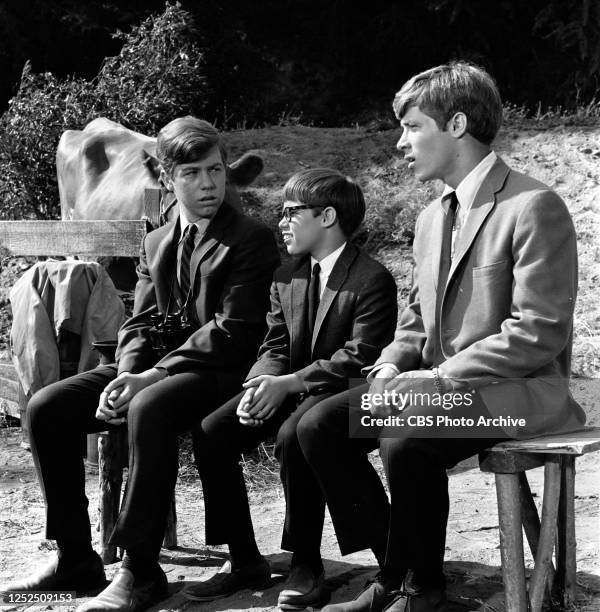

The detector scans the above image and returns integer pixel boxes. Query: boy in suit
[0,117,280,612]
[294,62,586,612]
[184,168,398,609]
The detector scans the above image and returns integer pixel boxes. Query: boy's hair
[157,116,228,175]
[283,168,366,237]
[392,61,502,145]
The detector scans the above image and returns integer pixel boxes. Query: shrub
[0,64,95,219]
[94,2,208,134]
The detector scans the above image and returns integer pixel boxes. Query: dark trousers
[196,390,338,558]
[297,383,503,588]
[27,365,223,560]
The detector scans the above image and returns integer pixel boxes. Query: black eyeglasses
[281,204,323,222]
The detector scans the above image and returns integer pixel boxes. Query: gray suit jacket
[376,157,586,438]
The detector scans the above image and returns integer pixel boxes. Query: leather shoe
[184,557,271,601]
[322,574,401,612]
[382,584,447,611]
[277,565,329,610]
[0,552,106,596]
[76,567,168,612]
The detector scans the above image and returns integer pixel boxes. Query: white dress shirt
[441,151,497,257]
[311,242,347,298]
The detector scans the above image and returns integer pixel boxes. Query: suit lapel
[290,258,310,365]
[154,220,180,307]
[311,244,357,352]
[188,204,233,291]
[447,158,510,282]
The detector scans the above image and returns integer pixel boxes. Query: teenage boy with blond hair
[298,63,584,611]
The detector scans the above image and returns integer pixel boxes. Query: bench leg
[163,496,178,549]
[495,472,529,611]
[556,456,577,608]
[528,459,561,612]
[98,428,126,564]
[519,472,556,602]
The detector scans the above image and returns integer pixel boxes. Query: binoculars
[149,311,195,359]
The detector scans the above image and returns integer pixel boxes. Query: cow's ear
[142,151,162,181]
[161,169,174,192]
[228,153,264,187]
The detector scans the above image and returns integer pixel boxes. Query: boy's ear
[160,169,174,192]
[321,206,338,228]
[448,112,468,138]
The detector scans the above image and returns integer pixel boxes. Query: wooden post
[98,427,126,563]
[556,456,577,608]
[519,471,556,596]
[163,497,178,549]
[495,472,529,612]
[528,458,561,612]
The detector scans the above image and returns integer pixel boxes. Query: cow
[56,118,264,288]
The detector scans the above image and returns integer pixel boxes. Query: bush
[94,2,208,134]
[0,64,95,219]
[0,2,208,220]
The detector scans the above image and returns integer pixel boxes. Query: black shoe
[278,564,329,610]
[383,583,447,611]
[322,573,400,612]
[183,557,271,602]
[76,567,168,612]
[0,552,106,596]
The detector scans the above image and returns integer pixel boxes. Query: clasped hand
[95,368,166,425]
[236,374,303,427]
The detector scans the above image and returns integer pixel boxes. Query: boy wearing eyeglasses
[184,168,398,609]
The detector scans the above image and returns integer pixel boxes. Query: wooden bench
[479,427,600,611]
[0,193,177,563]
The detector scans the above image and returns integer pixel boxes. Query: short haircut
[156,116,228,175]
[283,168,366,237]
[392,61,503,145]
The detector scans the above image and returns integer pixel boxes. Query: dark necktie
[179,223,198,298]
[307,262,321,338]
[434,192,458,364]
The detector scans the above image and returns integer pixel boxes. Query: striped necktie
[179,224,198,298]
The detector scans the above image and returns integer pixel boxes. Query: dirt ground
[0,379,599,612]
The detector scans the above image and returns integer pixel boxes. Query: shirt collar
[441,151,497,211]
[311,242,347,276]
[178,209,210,244]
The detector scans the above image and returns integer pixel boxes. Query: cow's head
[142,150,264,226]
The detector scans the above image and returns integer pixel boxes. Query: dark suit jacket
[115,203,280,384]
[375,157,586,437]
[246,243,398,394]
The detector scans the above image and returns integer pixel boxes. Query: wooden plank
[0,361,22,420]
[0,375,20,403]
[143,188,161,229]
[479,449,546,473]
[0,220,147,257]
[484,428,600,456]
[0,361,18,382]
